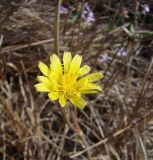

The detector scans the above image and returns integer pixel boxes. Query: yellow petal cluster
[35,52,103,109]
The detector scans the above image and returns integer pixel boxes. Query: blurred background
[0,0,153,159]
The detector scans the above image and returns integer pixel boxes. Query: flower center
[61,73,77,96]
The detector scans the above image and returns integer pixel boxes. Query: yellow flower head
[35,52,103,109]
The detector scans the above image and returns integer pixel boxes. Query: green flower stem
[54,0,62,56]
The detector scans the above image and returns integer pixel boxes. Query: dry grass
[0,0,153,159]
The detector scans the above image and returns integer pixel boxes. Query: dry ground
[0,0,153,160]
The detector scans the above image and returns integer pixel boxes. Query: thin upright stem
[54,0,62,55]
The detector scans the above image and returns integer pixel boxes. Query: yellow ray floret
[35,51,103,109]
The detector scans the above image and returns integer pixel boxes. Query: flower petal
[85,83,102,91]
[37,75,57,91]
[78,65,90,77]
[48,92,58,100]
[35,83,50,92]
[80,89,99,94]
[75,72,103,88]
[63,51,72,73]
[69,54,82,74]
[37,76,50,83]
[48,71,58,83]
[70,96,87,109]
[74,78,88,90]
[59,95,67,107]
[85,73,103,82]
[50,54,62,75]
[38,61,49,76]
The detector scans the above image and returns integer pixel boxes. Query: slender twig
[135,56,153,111]
[70,124,132,158]
[54,0,62,55]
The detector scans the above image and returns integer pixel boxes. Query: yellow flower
[35,52,103,109]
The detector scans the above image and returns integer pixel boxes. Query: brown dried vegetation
[0,0,153,159]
